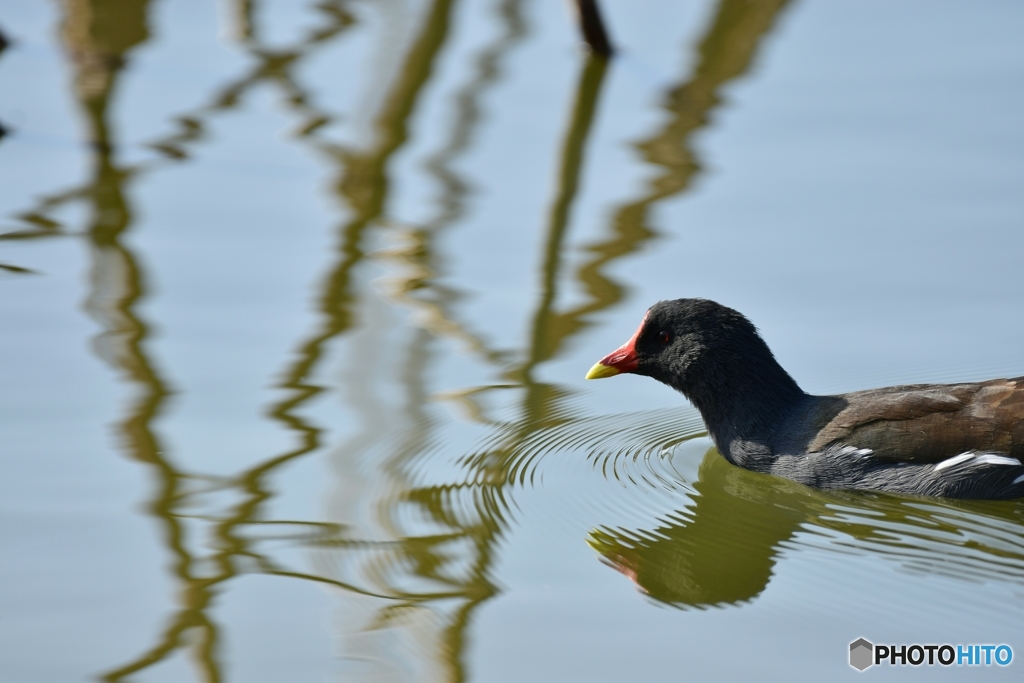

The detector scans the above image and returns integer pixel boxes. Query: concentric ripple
[453,404,707,492]
[587,450,1024,611]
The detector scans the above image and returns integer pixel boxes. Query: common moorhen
[586,299,1024,500]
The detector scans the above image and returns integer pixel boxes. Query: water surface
[2,1,1024,681]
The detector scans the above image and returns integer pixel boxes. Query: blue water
[2,1,1024,680]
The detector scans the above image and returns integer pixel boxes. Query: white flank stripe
[934,452,975,471]
[935,451,1021,472]
[1013,474,1024,485]
[834,445,872,458]
[972,454,1021,467]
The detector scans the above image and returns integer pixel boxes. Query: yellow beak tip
[585,362,620,380]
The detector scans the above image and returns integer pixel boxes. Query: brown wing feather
[806,378,1024,463]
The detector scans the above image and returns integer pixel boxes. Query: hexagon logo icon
[849,638,874,671]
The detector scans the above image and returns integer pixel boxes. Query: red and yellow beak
[585,314,646,379]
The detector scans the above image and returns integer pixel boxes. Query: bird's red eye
[658,331,671,344]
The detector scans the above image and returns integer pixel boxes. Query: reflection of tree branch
[252,7,465,613]
[413,48,610,682]
[259,3,492,680]
[1,1,354,242]
[436,52,611,494]
[104,7,430,676]
[75,63,225,683]
[0,262,37,273]
[271,0,458,412]
[407,0,796,435]
[175,0,462,676]
[18,0,800,679]
[372,5,797,672]
[573,0,792,319]
[639,0,791,199]
[522,55,609,377]
[359,47,610,683]
[42,2,228,681]
[570,0,614,57]
[34,0,461,679]
[377,0,528,419]
[101,610,219,683]
[303,4,531,679]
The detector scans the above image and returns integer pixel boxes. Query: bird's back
[803,377,1024,464]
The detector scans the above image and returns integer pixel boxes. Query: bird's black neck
[680,349,807,463]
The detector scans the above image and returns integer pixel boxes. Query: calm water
[3,1,1024,681]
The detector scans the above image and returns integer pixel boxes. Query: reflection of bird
[589,448,1024,609]
[587,298,1024,499]
[589,452,800,608]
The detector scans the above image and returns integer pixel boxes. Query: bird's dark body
[589,299,1024,500]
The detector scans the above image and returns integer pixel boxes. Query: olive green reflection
[6,0,801,679]
[40,0,385,680]
[326,44,613,683]
[591,449,1024,609]
[573,0,792,327]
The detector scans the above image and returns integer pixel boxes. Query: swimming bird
[586,299,1024,499]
